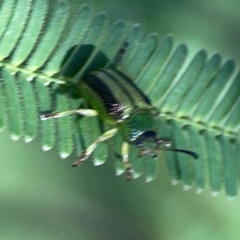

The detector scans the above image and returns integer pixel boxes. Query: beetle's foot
[72,152,87,167]
[126,167,133,181]
[158,140,172,147]
[40,112,58,120]
[164,141,173,147]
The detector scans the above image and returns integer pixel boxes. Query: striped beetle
[41,43,198,180]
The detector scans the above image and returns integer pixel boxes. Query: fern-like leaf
[0,0,239,197]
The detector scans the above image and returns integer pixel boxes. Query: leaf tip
[133,172,141,179]
[145,176,154,183]
[196,188,204,194]
[60,152,70,159]
[183,185,191,191]
[115,169,124,176]
[93,159,104,166]
[227,196,235,202]
[24,136,33,143]
[211,191,219,197]
[42,145,52,151]
[171,179,178,185]
[11,134,20,141]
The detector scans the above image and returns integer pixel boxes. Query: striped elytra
[79,69,151,124]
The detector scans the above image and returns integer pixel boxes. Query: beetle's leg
[158,139,172,148]
[108,42,129,70]
[114,42,129,65]
[72,128,118,167]
[121,142,133,181]
[40,109,98,120]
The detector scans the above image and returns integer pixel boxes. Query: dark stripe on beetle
[84,74,123,119]
[114,69,151,105]
[99,69,137,109]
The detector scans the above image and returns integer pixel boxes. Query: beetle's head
[135,131,160,158]
[135,130,198,159]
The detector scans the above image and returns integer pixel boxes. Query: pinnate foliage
[0,0,239,197]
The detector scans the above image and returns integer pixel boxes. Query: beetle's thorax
[117,108,159,144]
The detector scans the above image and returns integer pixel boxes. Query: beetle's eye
[144,131,155,138]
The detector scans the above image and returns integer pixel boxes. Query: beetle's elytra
[41,42,198,181]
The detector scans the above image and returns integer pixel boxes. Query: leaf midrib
[161,112,239,139]
[0,61,65,84]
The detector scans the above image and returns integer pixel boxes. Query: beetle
[41,42,198,180]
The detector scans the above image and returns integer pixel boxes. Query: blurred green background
[1,0,240,239]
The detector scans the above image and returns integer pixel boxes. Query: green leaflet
[0,1,239,196]
[11,0,48,66]
[101,20,128,61]
[88,116,107,166]
[158,118,181,182]
[223,95,240,131]
[136,35,173,92]
[208,71,240,127]
[113,132,126,176]
[186,126,206,192]
[219,135,238,197]
[26,1,69,72]
[0,70,6,131]
[76,18,127,79]
[1,67,23,140]
[60,12,109,80]
[34,79,55,151]
[44,4,92,76]
[192,59,235,123]
[130,145,144,179]
[52,83,74,159]
[17,73,38,142]
[171,121,194,188]
[0,0,33,60]
[148,44,188,104]
[176,54,221,117]
[122,24,144,67]
[128,33,158,78]
[203,131,222,195]
[143,154,158,183]
[160,50,207,113]
[0,0,15,39]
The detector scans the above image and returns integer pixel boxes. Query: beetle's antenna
[115,41,129,64]
[108,42,129,69]
[159,148,199,159]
